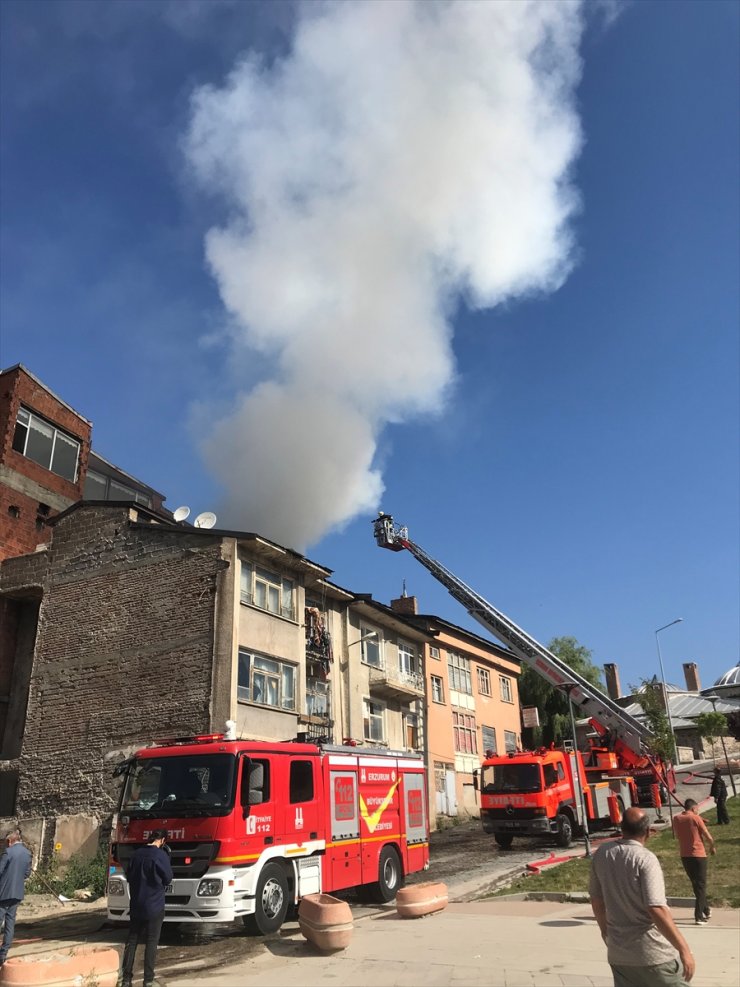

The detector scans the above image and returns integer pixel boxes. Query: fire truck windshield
[120,753,236,817]
[480,763,542,794]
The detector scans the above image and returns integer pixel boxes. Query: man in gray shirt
[590,807,695,987]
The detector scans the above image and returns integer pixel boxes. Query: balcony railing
[369,664,424,700]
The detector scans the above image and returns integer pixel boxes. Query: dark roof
[350,594,438,641]
[48,500,333,578]
[404,611,520,664]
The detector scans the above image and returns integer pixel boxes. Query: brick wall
[0,366,91,560]
[0,486,55,560]
[14,505,228,817]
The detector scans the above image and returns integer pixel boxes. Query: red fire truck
[107,736,429,933]
[373,513,675,849]
[479,746,638,849]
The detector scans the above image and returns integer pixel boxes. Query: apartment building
[343,594,431,754]
[392,596,521,823]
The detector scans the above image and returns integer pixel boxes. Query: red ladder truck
[373,513,674,849]
[107,734,429,932]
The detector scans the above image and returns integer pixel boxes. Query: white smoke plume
[186,0,585,548]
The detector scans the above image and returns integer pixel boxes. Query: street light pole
[562,684,592,858]
[705,694,738,797]
[654,618,683,826]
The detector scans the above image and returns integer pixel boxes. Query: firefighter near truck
[373,513,676,850]
[107,734,429,933]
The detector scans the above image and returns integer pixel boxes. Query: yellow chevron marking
[359,779,400,832]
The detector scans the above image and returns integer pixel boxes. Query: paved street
[173,899,740,987]
[5,770,736,987]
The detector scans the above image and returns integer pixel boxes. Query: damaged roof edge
[46,500,334,579]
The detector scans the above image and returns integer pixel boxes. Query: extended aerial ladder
[373,513,656,767]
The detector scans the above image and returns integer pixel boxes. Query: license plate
[165,884,173,893]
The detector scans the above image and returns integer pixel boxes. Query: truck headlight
[197,879,223,897]
[108,878,126,896]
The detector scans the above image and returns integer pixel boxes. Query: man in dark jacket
[0,829,33,967]
[119,829,173,987]
[710,768,729,825]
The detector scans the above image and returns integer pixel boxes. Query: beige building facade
[391,598,521,825]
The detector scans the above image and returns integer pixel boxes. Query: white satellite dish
[173,506,191,522]
[194,511,217,529]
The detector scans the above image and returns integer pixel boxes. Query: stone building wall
[9,504,229,820]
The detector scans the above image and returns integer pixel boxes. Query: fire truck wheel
[555,813,573,848]
[369,846,404,903]
[494,834,514,850]
[243,863,289,935]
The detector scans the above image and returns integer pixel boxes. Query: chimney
[603,663,622,701]
[683,662,701,692]
[390,595,418,616]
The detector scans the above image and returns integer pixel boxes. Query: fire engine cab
[107,734,429,933]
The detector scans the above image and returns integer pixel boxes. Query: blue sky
[1,1,738,694]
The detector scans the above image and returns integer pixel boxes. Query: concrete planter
[0,946,119,986]
[298,893,353,951]
[396,881,448,919]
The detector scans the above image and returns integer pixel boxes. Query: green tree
[726,710,740,743]
[518,636,604,747]
[696,711,728,764]
[631,679,676,762]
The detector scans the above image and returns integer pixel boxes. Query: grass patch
[489,809,740,907]
[27,848,109,898]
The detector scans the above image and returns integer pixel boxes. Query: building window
[431,675,445,704]
[363,698,385,743]
[361,628,382,668]
[398,640,417,675]
[240,560,296,620]
[429,646,440,660]
[499,675,513,703]
[12,406,80,483]
[453,712,478,755]
[237,649,296,710]
[481,725,497,756]
[477,668,491,696]
[289,760,314,803]
[448,652,472,694]
[504,729,518,753]
[83,469,151,506]
[306,678,329,717]
[543,763,558,787]
[404,712,420,750]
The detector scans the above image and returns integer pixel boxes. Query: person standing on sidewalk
[590,806,695,987]
[710,768,729,825]
[118,829,173,987]
[672,799,715,925]
[0,829,33,968]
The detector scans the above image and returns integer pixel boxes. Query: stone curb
[490,890,696,907]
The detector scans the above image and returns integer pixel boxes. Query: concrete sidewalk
[175,899,740,987]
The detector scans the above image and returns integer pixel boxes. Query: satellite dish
[173,506,191,522]
[194,511,217,529]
